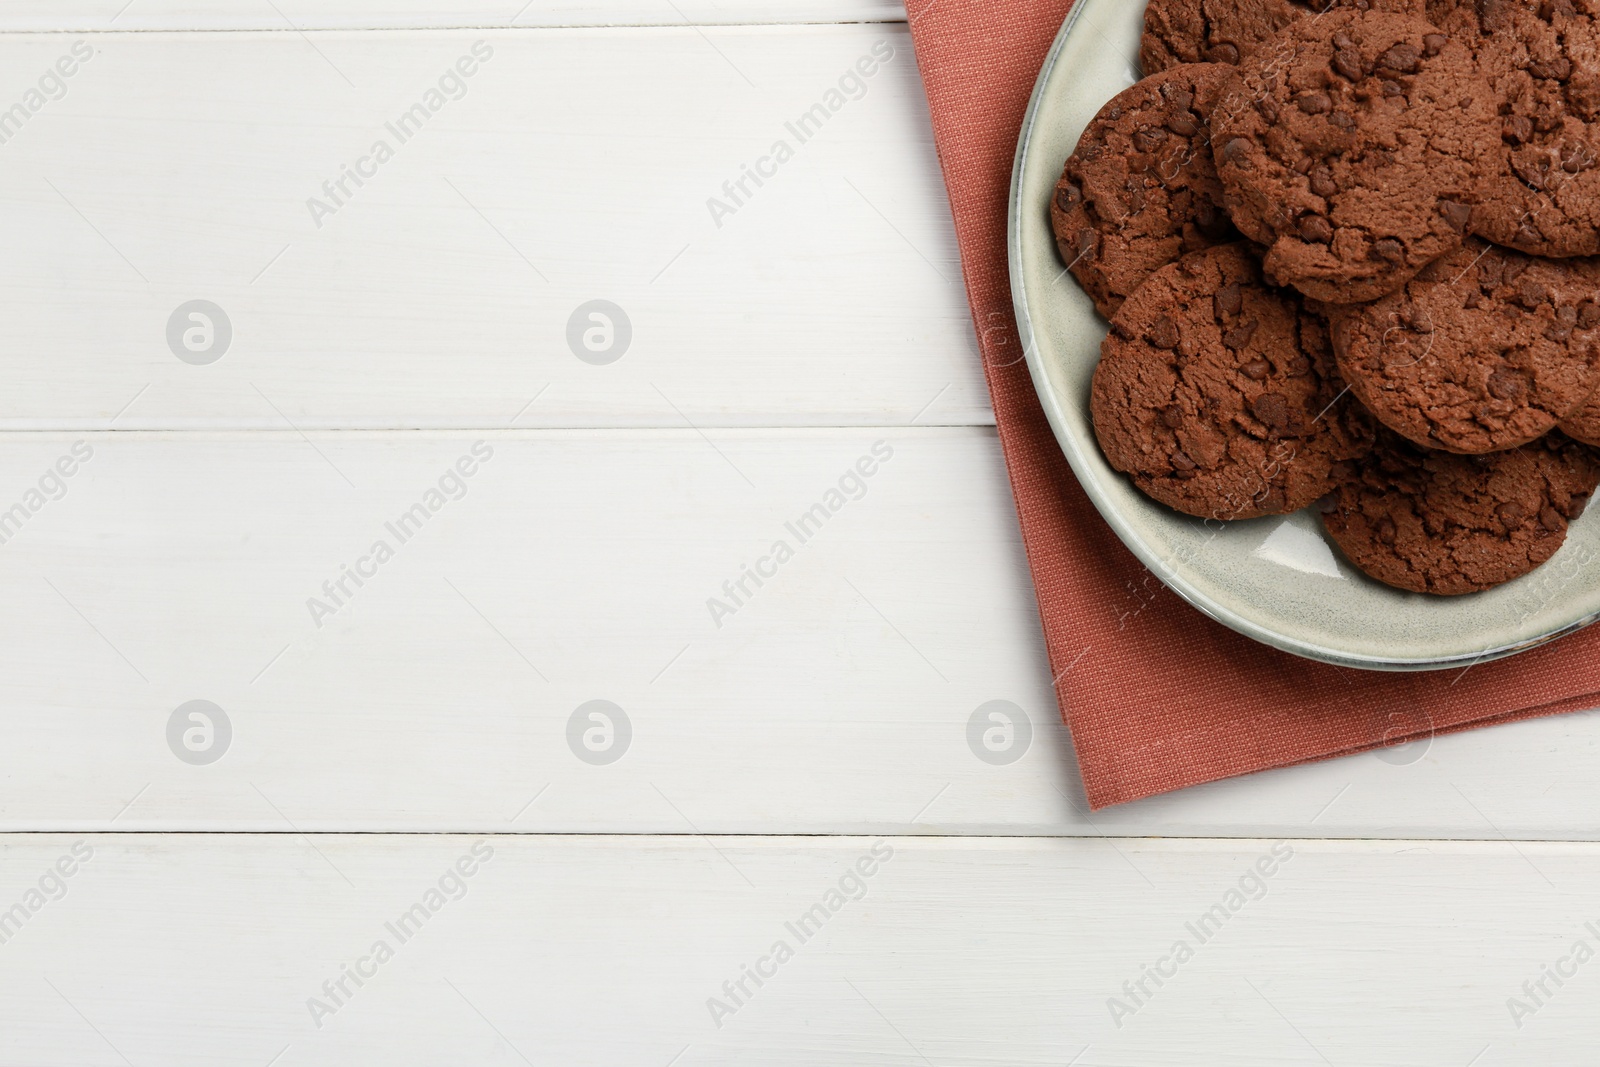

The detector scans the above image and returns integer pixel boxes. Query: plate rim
[1004,0,1600,672]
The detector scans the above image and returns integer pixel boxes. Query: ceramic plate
[1008,0,1600,671]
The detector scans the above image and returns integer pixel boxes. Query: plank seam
[0,425,1001,437]
[0,830,1589,845]
[0,20,909,35]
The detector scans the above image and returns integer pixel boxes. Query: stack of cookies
[1056,0,1600,595]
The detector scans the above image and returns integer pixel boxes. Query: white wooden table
[3,2,1598,1061]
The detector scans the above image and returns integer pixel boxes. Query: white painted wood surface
[0,1,906,30]
[0,24,984,429]
[3,427,1600,838]
[0,834,1586,1066]
[1,1,1594,1060]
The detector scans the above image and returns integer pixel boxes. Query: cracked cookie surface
[1142,0,1426,74]
[1211,10,1499,303]
[1429,0,1600,256]
[1561,386,1600,443]
[1329,239,1600,453]
[1052,63,1240,319]
[1091,244,1374,519]
[1320,429,1600,593]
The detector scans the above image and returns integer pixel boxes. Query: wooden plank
[3,426,1600,838]
[0,1,908,30]
[0,24,985,429]
[0,833,1584,1064]
[0,427,1060,831]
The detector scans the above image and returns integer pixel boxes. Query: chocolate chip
[1543,307,1579,344]
[1542,0,1576,19]
[1215,282,1243,318]
[1055,183,1081,213]
[1375,516,1397,545]
[1224,320,1260,351]
[1310,168,1338,198]
[1332,48,1364,81]
[1165,86,1195,112]
[1515,278,1550,308]
[1316,493,1340,515]
[1542,504,1567,532]
[1503,114,1534,144]
[1382,80,1405,97]
[1288,355,1312,375]
[1332,31,1354,50]
[1205,42,1241,64]
[1487,368,1527,399]
[1200,203,1233,236]
[1498,502,1528,528]
[1170,449,1197,471]
[1299,214,1334,243]
[1148,315,1180,350]
[1161,404,1184,428]
[1251,391,1290,430]
[1423,33,1447,56]
[1378,42,1421,74]
[1439,200,1472,233]
[1193,203,1232,240]
[1298,91,1332,114]
[1241,358,1271,380]
[1221,137,1252,164]
[1166,112,1198,137]
[1372,238,1405,263]
[1133,127,1168,153]
[1579,300,1600,328]
[1531,56,1573,81]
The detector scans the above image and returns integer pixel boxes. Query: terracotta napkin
[906,0,1600,808]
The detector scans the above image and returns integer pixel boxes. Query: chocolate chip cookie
[1052,64,1239,319]
[1321,430,1600,593]
[1428,0,1600,256]
[1211,10,1500,303]
[1328,240,1600,453]
[1142,0,1426,74]
[1092,244,1373,520]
